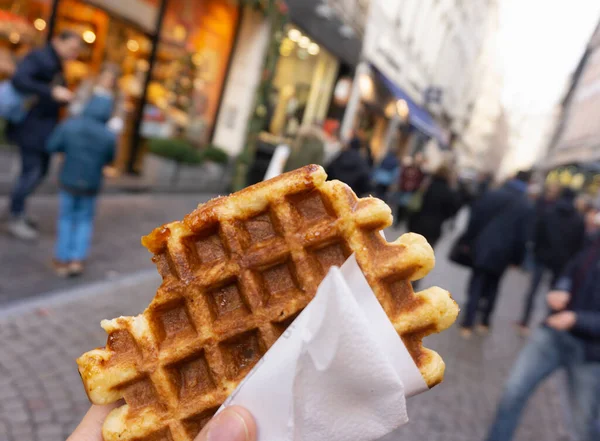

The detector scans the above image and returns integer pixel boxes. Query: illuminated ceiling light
[173,24,186,41]
[33,18,46,31]
[280,45,292,57]
[82,30,96,44]
[298,36,310,49]
[358,73,374,100]
[288,28,301,42]
[8,32,20,44]
[308,42,320,55]
[126,39,139,52]
[396,99,409,120]
[192,52,203,66]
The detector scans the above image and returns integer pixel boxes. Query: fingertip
[227,406,257,441]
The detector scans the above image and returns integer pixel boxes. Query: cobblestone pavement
[0,193,213,306]
[0,212,572,441]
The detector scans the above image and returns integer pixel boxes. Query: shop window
[142,0,240,146]
[0,0,51,79]
[267,24,339,138]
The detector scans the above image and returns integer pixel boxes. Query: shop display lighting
[33,18,46,31]
[82,30,96,44]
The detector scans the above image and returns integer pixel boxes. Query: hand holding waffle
[67,404,256,441]
[76,165,459,441]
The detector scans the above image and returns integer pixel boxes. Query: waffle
[77,164,459,441]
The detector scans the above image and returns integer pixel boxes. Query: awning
[374,67,445,146]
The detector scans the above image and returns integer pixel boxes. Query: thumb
[195,406,256,441]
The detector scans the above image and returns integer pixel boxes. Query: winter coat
[326,148,371,196]
[372,152,400,187]
[534,197,585,273]
[464,180,534,275]
[554,239,600,362]
[408,177,460,246]
[46,95,116,195]
[283,126,325,172]
[7,44,65,152]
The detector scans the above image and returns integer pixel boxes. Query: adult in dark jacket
[460,171,533,335]
[6,31,82,240]
[518,188,585,330]
[326,137,371,196]
[47,87,116,277]
[485,237,600,441]
[408,164,459,248]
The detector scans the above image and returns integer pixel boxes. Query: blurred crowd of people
[274,120,600,441]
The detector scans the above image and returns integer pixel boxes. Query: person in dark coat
[326,137,371,196]
[518,188,585,331]
[408,164,459,248]
[371,149,400,200]
[485,236,600,441]
[46,71,117,277]
[460,171,534,336]
[5,31,82,240]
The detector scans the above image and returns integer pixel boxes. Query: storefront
[0,1,51,79]
[265,23,339,138]
[1,0,240,173]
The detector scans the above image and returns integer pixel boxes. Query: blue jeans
[486,327,600,441]
[520,261,562,327]
[54,191,97,262]
[461,269,501,328]
[10,149,50,215]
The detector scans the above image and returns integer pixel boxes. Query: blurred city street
[0,202,571,441]
[2,0,600,440]
[0,193,212,304]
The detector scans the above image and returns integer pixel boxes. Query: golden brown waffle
[77,164,458,441]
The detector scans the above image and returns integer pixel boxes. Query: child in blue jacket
[46,67,117,277]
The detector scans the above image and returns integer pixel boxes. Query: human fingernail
[206,409,249,441]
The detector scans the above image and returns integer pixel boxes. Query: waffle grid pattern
[77,165,458,441]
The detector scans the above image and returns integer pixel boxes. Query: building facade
[337,0,496,161]
[545,20,600,169]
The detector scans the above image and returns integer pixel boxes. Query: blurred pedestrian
[323,128,342,167]
[459,171,533,337]
[517,188,585,334]
[393,154,425,227]
[46,66,118,277]
[326,137,371,196]
[283,123,325,172]
[408,164,460,249]
[372,148,400,200]
[485,235,600,441]
[4,30,82,240]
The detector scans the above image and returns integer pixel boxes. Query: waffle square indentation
[244,210,280,245]
[260,260,301,305]
[121,376,162,411]
[193,226,228,265]
[106,329,140,358]
[205,279,250,321]
[151,299,196,344]
[166,351,215,401]
[288,189,335,223]
[220,329,264,380]
[182,407,219,438]
[310,241,351,276]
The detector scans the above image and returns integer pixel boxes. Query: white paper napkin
[219,254,428,441]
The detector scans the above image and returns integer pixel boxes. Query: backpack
[0,80,28,123]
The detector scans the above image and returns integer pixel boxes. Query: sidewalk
[0,222,572,441]
[1,193,213,306]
